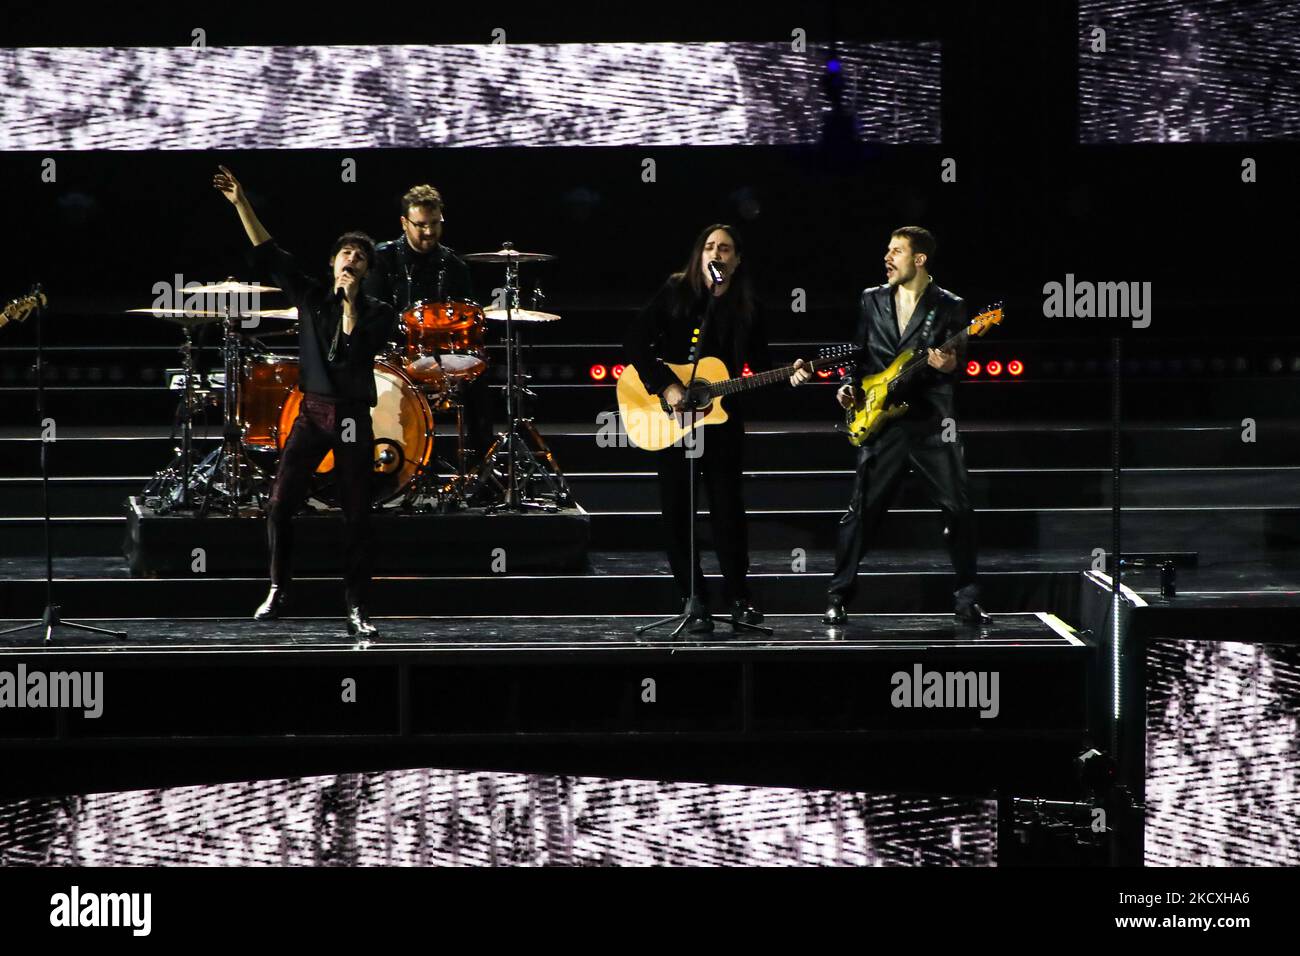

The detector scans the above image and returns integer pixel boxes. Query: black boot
[954,602,992,626]
[731,599,764,626]
[254,585,289,621]
[347,604,379,638]
[823,593,847,626]
[684,596,714,635]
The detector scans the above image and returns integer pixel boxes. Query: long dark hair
[670,223,755,324]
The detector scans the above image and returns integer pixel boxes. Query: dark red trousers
[267,393,374,606]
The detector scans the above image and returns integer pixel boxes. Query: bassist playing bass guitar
[793,226,991,626]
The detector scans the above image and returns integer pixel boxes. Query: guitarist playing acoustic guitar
[793,226,992,627]
[623,223,811,635]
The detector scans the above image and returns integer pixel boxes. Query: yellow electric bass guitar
[0,290,48,330]
[843,304,1003,446]
[619,345,852,451]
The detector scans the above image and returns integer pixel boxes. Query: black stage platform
[0,612,1091,801]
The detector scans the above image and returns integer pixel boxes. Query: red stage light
[966,361,981,376]
[986,360,1003,376]
[1008,359,1024,376]
[612,364,625,379]
[590,364,607,381]
[741,363,753,377]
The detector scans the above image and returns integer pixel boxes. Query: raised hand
[213,165,245,205]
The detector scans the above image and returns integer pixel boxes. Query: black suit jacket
[623,276,772,420]
[250,240,393,407]
[364,239,474,317]
[842,280,968,432]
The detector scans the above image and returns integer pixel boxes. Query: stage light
[612,364,625,379]
[589,364,607,381]
[741,363,753,377]
[986,360,1003,376]
[1008,359,1024,376]
[1268,356,1283,374]
[966,360,981,376]
[827,58,841,73]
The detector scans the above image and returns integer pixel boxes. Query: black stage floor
[0,610,1078,652]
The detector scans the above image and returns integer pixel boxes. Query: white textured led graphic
[0,770,993,867]
[1080,0,1300,143]
[1146,640,1300,866]
[0,41,940,149]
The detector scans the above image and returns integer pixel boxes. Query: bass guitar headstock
[0,290,48,330]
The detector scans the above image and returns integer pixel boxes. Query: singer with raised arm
[623,223,809,634]
[213,165,393,637]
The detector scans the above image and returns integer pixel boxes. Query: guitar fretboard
[709,355,847,397]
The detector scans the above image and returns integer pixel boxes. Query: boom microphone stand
[636,264,773,639]
[0,285,126,642]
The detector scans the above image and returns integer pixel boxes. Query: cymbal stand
[465,245,572,511]
[143,324,211,513]
[192,310,259,516]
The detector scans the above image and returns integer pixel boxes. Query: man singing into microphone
[214,166,393,637]
[624,224,806,633]
[793,226,989,626]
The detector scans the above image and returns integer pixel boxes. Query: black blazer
[250,240,393,407]
[364,239,474,316]
[623,275,772,415]
[842,280,968,431]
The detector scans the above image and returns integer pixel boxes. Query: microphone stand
[1,285,126,642]
[636,267,773,639]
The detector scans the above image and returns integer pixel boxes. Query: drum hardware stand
[635,273,772,639]
[142,323,207,514]
[192,310,261,516]
[399,382,472,512]
[464,244,572,511]
[0,284,126,643]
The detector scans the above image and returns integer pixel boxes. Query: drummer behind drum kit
[137,243,572,517]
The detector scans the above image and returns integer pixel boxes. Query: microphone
[707,260,726,287]
[335,265,355,303]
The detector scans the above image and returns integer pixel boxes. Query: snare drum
[401,299,488,386]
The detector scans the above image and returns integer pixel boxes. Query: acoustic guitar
[618,345,852,451]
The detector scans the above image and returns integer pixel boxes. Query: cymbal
[182,280,282,294]
[483,308,562,323]
[463,248,555,264]
[126,307,224,328]
[127,306,299,327]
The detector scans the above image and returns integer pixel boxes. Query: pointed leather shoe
[254,585,289,621]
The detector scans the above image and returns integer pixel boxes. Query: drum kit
[137,243,571,517]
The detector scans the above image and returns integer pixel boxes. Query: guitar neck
[891,325,970,389]
[707,355,845,397]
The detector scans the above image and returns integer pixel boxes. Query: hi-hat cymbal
[483,308,562,323]
[127,305,299,327]
[126,307,224,328]
[463,248,555,264]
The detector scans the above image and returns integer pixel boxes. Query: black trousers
[267,393,375,606]
[461,373,495,466]
[655,417,751,606]
[828,424,979,606]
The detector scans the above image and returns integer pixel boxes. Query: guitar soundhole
[686,381,713,414]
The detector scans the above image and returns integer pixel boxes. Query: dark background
[0,1,1293,364]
